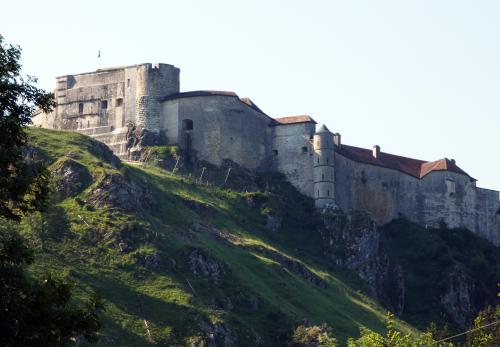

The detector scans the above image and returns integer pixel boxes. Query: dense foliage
[0,34,55,220]
[0,35,103,346]
[380,219,499,328]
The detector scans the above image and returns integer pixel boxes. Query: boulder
[87,173,154,215]
[51,158,92,198]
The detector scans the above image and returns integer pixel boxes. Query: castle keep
[33,63,500,246]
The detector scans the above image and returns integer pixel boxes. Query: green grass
[23,127,418,346]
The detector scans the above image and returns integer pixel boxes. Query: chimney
[450,159,456,164]
[333,133,341,148]
[372,145,380,159]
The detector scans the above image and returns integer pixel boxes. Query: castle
[32,63,500,246]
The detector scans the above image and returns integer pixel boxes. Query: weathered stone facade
[32,62,500,246]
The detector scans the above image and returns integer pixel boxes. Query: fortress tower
[135,64,179,133]
[313,125,336,208]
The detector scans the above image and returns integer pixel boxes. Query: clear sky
[2,0,499,190]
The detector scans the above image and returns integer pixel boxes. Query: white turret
[313,124,336,208]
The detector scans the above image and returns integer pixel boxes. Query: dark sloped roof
[239,97,266,114]
[270,115,317,126]
[316,124,331,134]
[161,90,238,102]
[337,144,474,180]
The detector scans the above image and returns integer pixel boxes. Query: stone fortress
[32,63,500,246]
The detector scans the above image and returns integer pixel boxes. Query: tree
[0,226,104,346]
[0,34,55,220]
[292,323,339,347]
[0,34,103,345]
[466,305,500,347]
[347,313,454,347]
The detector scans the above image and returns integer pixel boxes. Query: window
[445,179,456,196]
[101,100,108,109]
[127,79,130,87]
[272,149,278,156]
[327,190,330,196]
[302,146,308,153]
[322,173,324,180]
[182,119,193,130]
[78,103,83,115]
[326,156,329,163]
[87,120,90,128]
[115,98,123,107]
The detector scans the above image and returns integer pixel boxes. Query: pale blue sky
[2,0,499,190]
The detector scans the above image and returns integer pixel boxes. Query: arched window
[182,119,193,130]
[78,103,83,115]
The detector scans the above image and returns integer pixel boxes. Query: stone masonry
[32,63,500,246]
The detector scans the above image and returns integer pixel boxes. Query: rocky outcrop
[51,158,92,198]
[320,209,405,314]
[191,318,237,347]
[265,214,282,233]
[125,124,162,161]
[188,249,227,285]
[441,268,476,328]
[87,173,154,215]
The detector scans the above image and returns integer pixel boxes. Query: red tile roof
[337,144,474,180]
[271,115,317,126]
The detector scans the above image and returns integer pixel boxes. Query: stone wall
[32,63,180,158]
[135,63,179,133]
[271,123,315,197]
[161,95,272,170]
[334,152,500,245]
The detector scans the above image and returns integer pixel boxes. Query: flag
[98,50,101,58]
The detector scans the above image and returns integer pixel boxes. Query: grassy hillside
[21,127,415,346]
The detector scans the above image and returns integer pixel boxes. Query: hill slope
[22,128,500,346]
[20,127,416,346]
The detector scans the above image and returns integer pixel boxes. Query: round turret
[134,63,180,134]
[313,124,336,208]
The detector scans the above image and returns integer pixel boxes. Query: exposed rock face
[320,209,405,314]
[87,173,154,215]
[441,268,475,328]
[188,249,227,285]
[51,158,92,198]
[142,253,161,269]
[265,214,282,232]
[126,124,162,161]
[191,319,237,347]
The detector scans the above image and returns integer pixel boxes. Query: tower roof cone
[315,124,332,134]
